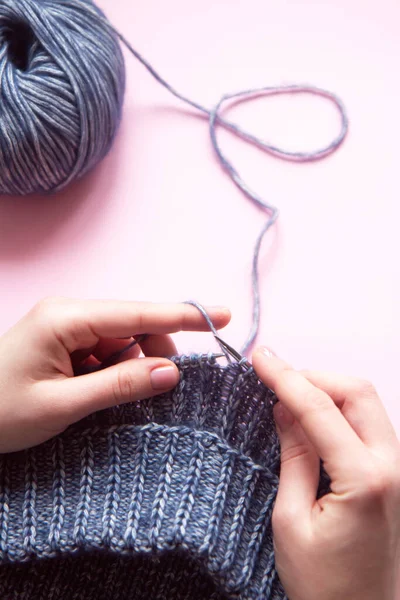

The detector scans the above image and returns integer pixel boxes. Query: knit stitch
[0,354,330,599]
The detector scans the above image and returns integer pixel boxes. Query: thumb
[273,402,320,521]
[252,349,320,524]
[46,357,179,424]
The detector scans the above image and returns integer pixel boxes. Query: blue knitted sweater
[0,354,329,599]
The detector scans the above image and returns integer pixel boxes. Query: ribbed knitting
[0,354,329,599]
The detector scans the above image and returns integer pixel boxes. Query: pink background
[0,0,399,433]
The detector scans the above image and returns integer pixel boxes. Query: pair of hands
[0,297,399,600]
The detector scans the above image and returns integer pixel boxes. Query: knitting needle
[214,336,252,371]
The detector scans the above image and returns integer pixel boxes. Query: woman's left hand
[0,297,230,453]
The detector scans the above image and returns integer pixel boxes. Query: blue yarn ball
[0,0,125,195]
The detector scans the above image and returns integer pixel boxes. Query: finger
[300,370,398,450]
[78,355,100,370]
[92,338,141,363]
[70,345,97,368]
[32,299,231,353]
[252,348,366,471]
[71,339,141,372]
[45,357,180,423]
[272,402,320,524]
[139,334,177,358]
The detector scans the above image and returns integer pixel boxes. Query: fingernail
[260,346,276,358]
[273,402,294,432]
[150,365,179,390]
[208,305,231,317]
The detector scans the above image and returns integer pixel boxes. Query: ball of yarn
[0,0,125,195]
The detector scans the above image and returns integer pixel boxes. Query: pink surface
[0,0,399,433]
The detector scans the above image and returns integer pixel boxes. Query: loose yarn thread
[0,0,349,352]
[109,19,349,353]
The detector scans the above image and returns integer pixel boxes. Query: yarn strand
[114,29,348,353]
[12,0,348,353]
[110,27,349,352]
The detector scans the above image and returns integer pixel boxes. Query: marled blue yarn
[0,354,331,599]
[0,0,125,195]
[0,0,348,351]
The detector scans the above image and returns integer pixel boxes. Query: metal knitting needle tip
[214,336,253,372]
[214,336,243,362]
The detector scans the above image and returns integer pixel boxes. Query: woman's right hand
[253,348,400,600]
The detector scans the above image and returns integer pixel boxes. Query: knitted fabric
[0,354,329,599]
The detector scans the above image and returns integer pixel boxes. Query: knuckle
[31,299,96,350]
[360,466,397,501]
[299,369,313,379]
[64,319,94,349]
[273,369,297,395]
[136,307,145,332]
[112,369,138,404]
[33,296,67,313]
[297,390,335,432]
[303,388,332,410]
[30,297,67,325]
[280,442,311,465]
[181,304,191,330]
[352,378,378,398]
